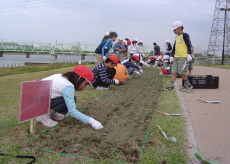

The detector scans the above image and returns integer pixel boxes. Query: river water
[1,54,229,68]
[0,54,96,68]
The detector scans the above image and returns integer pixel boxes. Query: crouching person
[113,63,129,83]
[122,55,143,75]
[36,65,103,130]
[92,55,120,90]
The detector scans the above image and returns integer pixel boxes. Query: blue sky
[0,0,216,52]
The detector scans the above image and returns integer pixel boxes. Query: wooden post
[26,52,30,58]
[51,54,57,60]
[81,54,85,60]
[30,119,36,134]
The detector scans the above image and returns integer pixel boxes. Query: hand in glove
[187,54,192,62]
[88,118,103,130]
[114,79,120,85]
[103,56,107,61]
[139,69,143,74]
[169,57,174,63]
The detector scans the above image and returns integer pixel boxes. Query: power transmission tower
[207,0,230,64]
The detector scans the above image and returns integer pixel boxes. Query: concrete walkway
[176,66,230,164]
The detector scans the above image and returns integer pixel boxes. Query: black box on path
[182,75,219,89]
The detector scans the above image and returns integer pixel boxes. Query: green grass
[0,63,108,164]
[0,63,86,77]
[141,75,187,164]
[0,64,187,164]
[194,63,230,69]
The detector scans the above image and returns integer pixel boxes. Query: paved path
[176,66,230,164]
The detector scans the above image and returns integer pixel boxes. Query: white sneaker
[50,112,65,120]
[96,86,109,90]
[36,113,58,127]
[133,71,140,75]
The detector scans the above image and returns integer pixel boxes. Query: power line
[0,0,77,13]
[0,0,40,7]
[0,0,62,9]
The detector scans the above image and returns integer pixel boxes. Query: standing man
[113,37,125,62]
[166,21,193,92]
[153,42,160,56]
[95,31,118,63]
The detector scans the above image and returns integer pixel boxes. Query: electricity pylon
[207,0,230,64]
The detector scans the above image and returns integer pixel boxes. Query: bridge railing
[0,41,153,55]
[54,43,97,54]
[0,42,53,53]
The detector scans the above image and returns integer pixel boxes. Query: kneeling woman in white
[36,65,103,130]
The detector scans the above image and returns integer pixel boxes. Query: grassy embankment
[0,63,187,163]
[194,63,230,69]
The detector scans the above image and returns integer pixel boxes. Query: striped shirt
[92,62,116,84]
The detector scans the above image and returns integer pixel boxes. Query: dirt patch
[28,68,162,162]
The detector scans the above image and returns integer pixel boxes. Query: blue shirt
[122,60,140,70]
[95,38,113,56]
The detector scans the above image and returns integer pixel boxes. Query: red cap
[132,55,139,61]
[108,55,119,65]
[73,65,94,86]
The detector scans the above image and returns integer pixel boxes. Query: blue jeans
[127,67,134,75]
[105,52,110,58]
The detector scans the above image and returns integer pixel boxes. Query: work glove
[103,56,106,61]
[88,118,103,130]
[114,79,120,85]
[163,60,168,63]
[139,69,143,74]
[187,54,192,62]
[169,57,174,63]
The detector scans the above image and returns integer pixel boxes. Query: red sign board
[19,80,52,123]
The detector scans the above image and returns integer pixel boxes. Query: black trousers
[50,96,76,115]
[92,68,116,88]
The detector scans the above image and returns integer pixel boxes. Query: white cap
[139,40,143,43]
[165,39,171,43]
[171,21,183,30]
[105,32,109,35]
[163,55,169,60]
[133,38,138,41]
[118,37,123,41]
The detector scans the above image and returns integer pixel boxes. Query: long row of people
[35,20,194,129]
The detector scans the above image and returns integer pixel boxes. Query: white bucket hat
[165,39,171,43]
[118,37,123,41]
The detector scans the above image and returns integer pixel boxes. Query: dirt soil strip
[28,68,162,162]
[176,66,230,164]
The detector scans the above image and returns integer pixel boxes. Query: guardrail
[0,41,153,55]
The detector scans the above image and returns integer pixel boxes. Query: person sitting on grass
[92,55,120,90]
[122,55,143,75]
[36,65,103,130]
